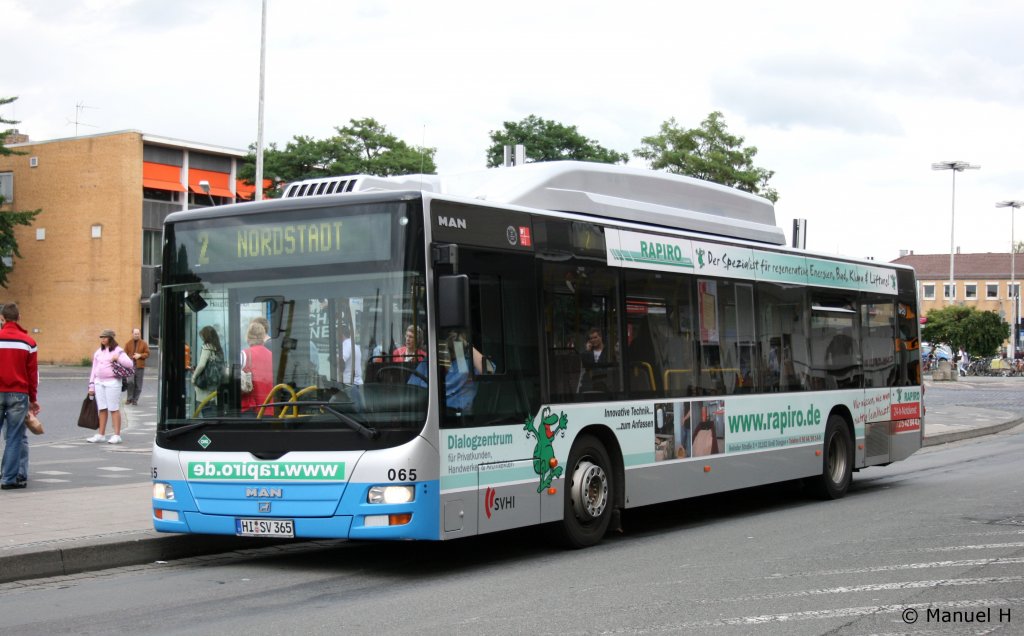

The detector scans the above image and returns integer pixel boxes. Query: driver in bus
[409,329,493,415]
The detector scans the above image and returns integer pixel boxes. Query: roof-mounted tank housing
[282,161,785,245]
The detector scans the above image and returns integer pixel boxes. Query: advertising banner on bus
[606,229,898,295]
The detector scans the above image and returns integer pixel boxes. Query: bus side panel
[622,445,821,508]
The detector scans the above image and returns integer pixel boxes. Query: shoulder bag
[240,350,254,393]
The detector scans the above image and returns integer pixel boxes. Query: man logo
[246,487,283,498]
[438,216,467,229]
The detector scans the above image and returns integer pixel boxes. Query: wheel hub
[571,460,608,520]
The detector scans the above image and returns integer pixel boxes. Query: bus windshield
[156,199,428,450]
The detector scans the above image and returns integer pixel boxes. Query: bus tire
[809,414,853,500]
[556,434,613,548]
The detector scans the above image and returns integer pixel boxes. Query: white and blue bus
[151,161,923,547]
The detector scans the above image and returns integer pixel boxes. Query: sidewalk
[2,400,1022,585]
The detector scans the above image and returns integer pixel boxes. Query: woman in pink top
[86,329,134,444]
[392,324,426,362]
[241,320,274,415]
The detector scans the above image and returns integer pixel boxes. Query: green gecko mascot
[524,406,568,493]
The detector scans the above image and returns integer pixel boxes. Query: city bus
[150,161,923,547]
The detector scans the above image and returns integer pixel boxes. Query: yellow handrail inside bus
[631,362,656,392]
[257,383,296,418]
[257,384,321,418]
[192,391,217,418]
[663,368,692,391]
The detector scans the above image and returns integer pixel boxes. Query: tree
[485,115,628,168]
[0,96,41,288]
[239,118,437,197]
[634,111,779,202]
[921,305,1009,358]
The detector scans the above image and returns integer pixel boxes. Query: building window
[91,224,102,239]
[36,228,45,240]
[964,283,977,299]
[0,172,12,203]
[143,146,183,166]
[943,283,955,300]
[987,283,999,299]
[922,284,935,300]
[1011,283,1021,299]
[143,230,162,266]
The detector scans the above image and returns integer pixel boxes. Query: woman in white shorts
[86,329,134,444]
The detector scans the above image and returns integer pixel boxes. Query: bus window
[810,293,862,390]
[697,279,755,395]
[758,283,808,392]
[861,299,896,388]
[624,271,696,398]
[542,262,622,401]
[440,251,540,428]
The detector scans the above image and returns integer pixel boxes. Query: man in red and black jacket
[0,303,39,490]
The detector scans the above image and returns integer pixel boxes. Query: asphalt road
[2,419,1022,635]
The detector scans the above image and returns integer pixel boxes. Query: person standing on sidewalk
[123,327,150,405]
[87,329,134,444]
[0,303,40,490]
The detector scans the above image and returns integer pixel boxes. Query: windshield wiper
[164,419,231,439]
[257,400,379,440]
[164,401,379,440]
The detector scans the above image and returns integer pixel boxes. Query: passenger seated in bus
[409,329,493,415]
[578,327,612,393]
[392,325,426,362]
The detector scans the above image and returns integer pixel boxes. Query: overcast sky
[5,0,1023,262]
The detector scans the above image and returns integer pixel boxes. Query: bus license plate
[235,518,294,538]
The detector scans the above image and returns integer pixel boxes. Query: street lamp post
[932,161,980,305]
[997,200,1024,360]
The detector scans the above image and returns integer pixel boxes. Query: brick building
[0,130,258,364]
[891,251,1021,347]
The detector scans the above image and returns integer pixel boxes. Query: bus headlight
[367,485,415,504]
[153,483,175,500]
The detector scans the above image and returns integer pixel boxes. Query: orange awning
[188,167,234,199]
[143,162,186,191]
[189,183,235,199]
[143,177,186,192]
[235,178,271,200]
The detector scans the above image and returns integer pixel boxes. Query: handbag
[111,360,135,379]
[25,412,44,435]
[240,350,254,393]
[77,395,99,429]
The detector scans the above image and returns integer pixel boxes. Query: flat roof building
[0,130,260,364]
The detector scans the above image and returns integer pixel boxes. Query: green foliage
[921,305,1009,357]
[238,118,437,197]
[1,96,41,288]
[634,111,779,203]
[485,115,628,168]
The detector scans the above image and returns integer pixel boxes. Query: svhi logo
[484,486,515,519]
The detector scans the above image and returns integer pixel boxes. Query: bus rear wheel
[808,414,853,500]
[556,434,613,548]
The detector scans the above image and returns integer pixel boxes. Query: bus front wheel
[557,434,613,548]
[809,414,853,500]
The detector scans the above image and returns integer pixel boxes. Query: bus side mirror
[148,292,161,343]
[438,275,470,329]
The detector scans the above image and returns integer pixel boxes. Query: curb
[0,532,286,585]
[922,418,1024,447]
